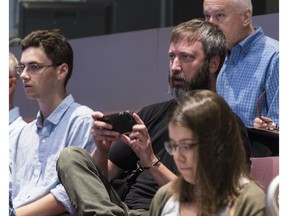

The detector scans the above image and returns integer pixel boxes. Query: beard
[168,62,210,103]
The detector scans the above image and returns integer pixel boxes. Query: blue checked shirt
[216,27,279,127]
[10,95,95,215]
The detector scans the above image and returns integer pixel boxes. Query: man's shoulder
[139,99,176,113]
[68,102,93,116]
[255,27,279,52]
[264,36,279,53]
[137,99,176,122]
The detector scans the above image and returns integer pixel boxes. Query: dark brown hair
[21,29,73,88]
[169,90,251,216]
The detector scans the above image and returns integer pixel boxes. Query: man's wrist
[137,157,161,171]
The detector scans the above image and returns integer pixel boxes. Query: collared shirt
[9,106,27,139]
[10,95,95,214]
[216,27,279,127]
[9,107,27,196]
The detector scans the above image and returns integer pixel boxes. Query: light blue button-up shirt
[216,27,279,127]
[9,107,26,216]
[9,106,27,138]
[10,95,95,214]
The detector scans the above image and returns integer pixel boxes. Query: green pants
[56,146,148,216]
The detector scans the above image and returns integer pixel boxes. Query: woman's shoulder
[234,180,266,216]
[153,181,174,201]
[149,182,174,216]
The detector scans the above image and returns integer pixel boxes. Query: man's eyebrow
[178,138,196,143]
[204,9,225,14]
[19,61,39,65]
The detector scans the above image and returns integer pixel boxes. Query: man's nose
[170,57,181,71]
[20,68,30,79]
[206,16,217,25]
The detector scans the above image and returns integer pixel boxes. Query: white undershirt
[161,178,250,216]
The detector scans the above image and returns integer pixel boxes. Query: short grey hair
[231,0,253,14]
[9,52,19,78]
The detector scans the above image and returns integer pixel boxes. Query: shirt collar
[234,26,264,54]
[36,94,74,127]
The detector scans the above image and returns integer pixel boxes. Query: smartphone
[100,111,137,134]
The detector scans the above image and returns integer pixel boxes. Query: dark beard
[168,63,210,102]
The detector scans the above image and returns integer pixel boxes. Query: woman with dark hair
[149,90,265,216]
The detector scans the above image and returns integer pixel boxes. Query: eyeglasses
[16,63,55,75]
[256,91,266,119]
[164,141,198,156]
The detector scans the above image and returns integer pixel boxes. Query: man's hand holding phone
[91,111,121,153]
[99,111,137,135]
[92,111,137,151]
[92,111,156,166]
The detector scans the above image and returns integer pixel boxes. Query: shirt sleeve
[51,107,95,214]
[265,51,279,124]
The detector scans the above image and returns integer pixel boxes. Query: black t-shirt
[109,99,178,210]
[108,99,251,210]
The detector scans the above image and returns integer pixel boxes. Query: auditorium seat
[250,156,279,192]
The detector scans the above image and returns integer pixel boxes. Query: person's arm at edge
[15,193,66,216]
[266,53,279,124]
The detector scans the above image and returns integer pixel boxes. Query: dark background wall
[10,12,279,120]
[14,0,279,40]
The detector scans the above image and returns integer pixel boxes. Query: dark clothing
[109,100,178,210]
[57,99,251,215]
[235,115,252,167]
[109,99,251,210]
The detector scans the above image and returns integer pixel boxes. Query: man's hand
[121,112,158,167]
[91,111,121,153]
[254,116,278,131]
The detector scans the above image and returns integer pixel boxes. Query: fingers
[254,116,277,130]
[260,116,273,123]
[91,111,119,142]
[91,111,104,120]
[129,113,148,143]
[254,117,262,124]
[92,111,113,131]
[92,127,119,141]
[133,112,144,125]
[128,125,151,151]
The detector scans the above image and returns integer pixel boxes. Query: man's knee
[57,146,85,172]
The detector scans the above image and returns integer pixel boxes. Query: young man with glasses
[9,29,95,215]
[56,19,251,215]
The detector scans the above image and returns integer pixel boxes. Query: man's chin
[25,95,37,100]
[169,87,187,102]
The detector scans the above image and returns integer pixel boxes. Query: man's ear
[242,9,252,27]
[9,77,17,89]
[209,55,220,75]
[57,63,69,81]
[9,77,17,95]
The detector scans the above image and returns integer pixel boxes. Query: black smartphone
[100,111,137,134]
